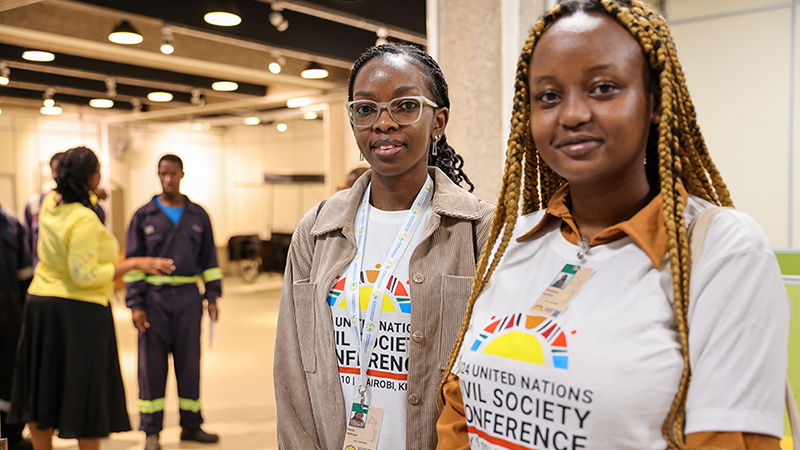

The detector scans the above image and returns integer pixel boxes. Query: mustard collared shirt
[28,191,119,306]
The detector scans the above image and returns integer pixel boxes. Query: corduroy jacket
[274,167,495,450]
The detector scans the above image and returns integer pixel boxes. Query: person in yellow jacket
[9,146,174,450]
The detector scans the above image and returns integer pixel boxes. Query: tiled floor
[50,273,284,450]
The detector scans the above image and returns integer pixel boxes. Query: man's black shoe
[180,427,219,444]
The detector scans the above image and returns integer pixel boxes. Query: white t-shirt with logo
[328,202,433,450]
[454,196,790,450]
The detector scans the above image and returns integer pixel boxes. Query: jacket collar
[143,195,200,217]
[311,167,482,238]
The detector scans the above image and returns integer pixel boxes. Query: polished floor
[50,273,284,450]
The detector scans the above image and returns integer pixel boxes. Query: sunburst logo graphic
[328,271,411,314]
[470,313,569,369]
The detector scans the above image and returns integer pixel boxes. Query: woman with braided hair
[436,1,789,449]
[9,146,174,450]
[273,44,495,449]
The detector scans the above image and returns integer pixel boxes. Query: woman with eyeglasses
[273,44,496,450]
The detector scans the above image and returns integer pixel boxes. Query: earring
[359,152,364,161]
[431,135,440,156]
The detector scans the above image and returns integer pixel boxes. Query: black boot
[180,427,219,443]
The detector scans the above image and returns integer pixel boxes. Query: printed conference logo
[328,267,411,393]
[469,313,569,369]
[463,313,593,450]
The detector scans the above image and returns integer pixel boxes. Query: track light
[211,81,238,92]
[269,53,285,74]
[276,122,288,132]
[22,51,55,62]
[204,0,242,26]
[269,2,288,32]
[190,89,206,107]
[147,92,173,102]
[286,97,311,108]
[105,77,117,97]
[161,24,174,54]
[0,61,9,85]
[109,20,143,45]
[376,27,388,46]
[303,111,318,120]
[244,116,261,125]
[40,88,62,115]
[300,62,328,79]
[130,98,142,113]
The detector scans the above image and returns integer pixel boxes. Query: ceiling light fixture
[286,97,312,108]
[375,27,389,46]
[105,77,117,97]
[269,2,288,32]
[89,99,114,108]
[303,111,318,120]
[204,0,242,26]
[190,89,206,107]
[22,50,55,62]
[108,20,144,45]
[0,61,9,85]
[301,62,328,79]
[244,116,261,125]
[276,122,288,132]
[161,24,175,54]
[41,89,62,115]
[147,91,173,102]
[130,98,142,114]
[40,105,62,115]
[211,81,238,92]
[268,53,286,74]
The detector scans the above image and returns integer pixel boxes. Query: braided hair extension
[347,44,475,192]
[54,146,99,208]
[437,2,733,448]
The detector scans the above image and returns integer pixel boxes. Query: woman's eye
[591,83,618,96]
[355,104,376,115]
[396,100,419,111]
[537,92,560,104]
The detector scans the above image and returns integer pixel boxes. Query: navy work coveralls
[124,196,222,435]
[0,206,32,439]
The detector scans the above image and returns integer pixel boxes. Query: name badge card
[342,403,384,450]
[529,264,594,318]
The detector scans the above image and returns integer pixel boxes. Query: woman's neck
[368,168,429,211]
[568,174,655,241]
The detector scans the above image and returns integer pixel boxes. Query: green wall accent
[776,252,800,276]
[786,285,800,436]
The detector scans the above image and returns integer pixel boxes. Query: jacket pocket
[144,233,163,253]
[438,274,474,370]
[292,281,317,373]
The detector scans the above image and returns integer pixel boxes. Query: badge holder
[342,399,384,450]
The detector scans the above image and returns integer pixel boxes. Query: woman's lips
[372,143,404,157]
[556,136,602,157]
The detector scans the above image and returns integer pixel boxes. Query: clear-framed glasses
[344,96,439,128]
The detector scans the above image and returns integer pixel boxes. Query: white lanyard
[346,174,434,406]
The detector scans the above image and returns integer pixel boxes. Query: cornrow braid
[437,2,733,449]
[348,44,474,192]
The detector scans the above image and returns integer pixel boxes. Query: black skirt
[9,294,131,439]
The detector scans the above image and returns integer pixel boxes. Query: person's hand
[132,310,149,333]
[138,257,175,276]
[94,188,108,200]
[207,302,219,322]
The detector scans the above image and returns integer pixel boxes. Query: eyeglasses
[344,96,438,128]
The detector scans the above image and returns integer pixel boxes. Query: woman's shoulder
[686,195,774,261]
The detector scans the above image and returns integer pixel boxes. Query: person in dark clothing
[124,154,221,450]
[0,205,33,450]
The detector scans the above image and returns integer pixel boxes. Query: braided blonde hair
[437,1,733,448]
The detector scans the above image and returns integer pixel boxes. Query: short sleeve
[685,210,791,438]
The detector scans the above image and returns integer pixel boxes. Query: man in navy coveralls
[124,154,221,450]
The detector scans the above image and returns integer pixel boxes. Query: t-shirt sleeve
[685,209,791,438]
[67,213,115,289]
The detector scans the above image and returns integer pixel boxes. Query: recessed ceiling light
[108,20,143,45]
[204,1,241,27]
[22,51,55,62]
[40,105,63,116]
[276,123,288,132]
[303,111,318,120]
[268,62,281,74]
[211,81,238,92]
[89,99,114,108]
[286,97,312,108]
[301,62,328,79]
[244,116,261,125]
[147,92,173,102]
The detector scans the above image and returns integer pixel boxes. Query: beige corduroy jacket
[274,167,495,450]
